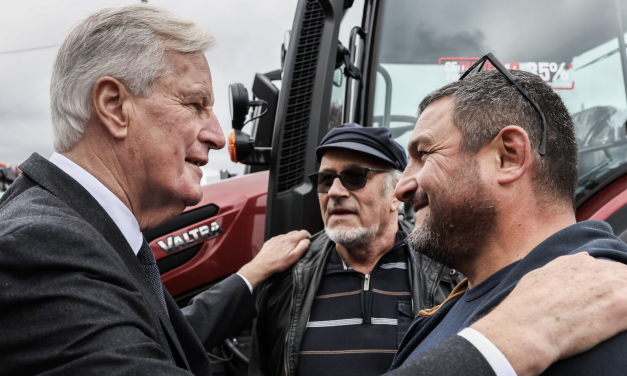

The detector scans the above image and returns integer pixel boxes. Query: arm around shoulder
[182,273,257,350]
[384,335,495,376]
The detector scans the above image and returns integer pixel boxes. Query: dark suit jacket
[385,335,495,376]
[0,153,255,376]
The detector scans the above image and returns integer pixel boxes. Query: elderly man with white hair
[0,5,310,375]
[4,4,627,376]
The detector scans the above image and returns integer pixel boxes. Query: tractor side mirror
[228,82,271,166]
[229,83,250,131]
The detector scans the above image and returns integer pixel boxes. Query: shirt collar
[49,152,143,255]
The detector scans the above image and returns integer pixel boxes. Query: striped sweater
[298,232,412,376]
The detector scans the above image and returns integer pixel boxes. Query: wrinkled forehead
[154,52,214,95]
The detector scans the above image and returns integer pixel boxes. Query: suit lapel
[19,153,191,371]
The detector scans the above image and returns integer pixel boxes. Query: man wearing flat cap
[249,124,462,376]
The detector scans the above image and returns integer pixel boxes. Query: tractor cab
[249,0,627,241]
[146,1,627,374]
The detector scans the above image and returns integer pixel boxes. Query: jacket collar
[324,228,408,272]
[48,152,142,254]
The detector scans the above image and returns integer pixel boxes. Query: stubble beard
[408,157,497,271]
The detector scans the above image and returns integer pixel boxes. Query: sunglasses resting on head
[460,52,548,156]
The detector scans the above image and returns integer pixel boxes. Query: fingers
[472,253,627,376]
[237,229,312,289]
[286,229,311,241]
[271,234,310,272]
[289,238,311,260]
[264,230,309,248]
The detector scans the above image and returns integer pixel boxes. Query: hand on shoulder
[238,230,311,288]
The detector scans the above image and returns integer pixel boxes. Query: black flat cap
[316,123,408,170]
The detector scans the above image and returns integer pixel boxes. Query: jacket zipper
[284,265,298,376]
[363,274,372,323]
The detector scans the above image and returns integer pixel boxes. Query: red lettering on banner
[460,61,472,71]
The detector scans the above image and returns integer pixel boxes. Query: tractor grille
[277,0,324,193]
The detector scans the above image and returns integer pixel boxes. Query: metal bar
[377,64,392,127]
[616,0,627,107]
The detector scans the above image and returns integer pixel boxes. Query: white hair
[383,169,403,196]
[50,4,215,152]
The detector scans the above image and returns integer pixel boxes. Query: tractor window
[606,201,627,243]
[371,0,627,204]
[328,0,365,131]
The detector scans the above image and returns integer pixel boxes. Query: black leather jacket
[249,220,462,376]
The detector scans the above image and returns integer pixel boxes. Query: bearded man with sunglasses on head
[389,59,627,375]
[249,123,462,376]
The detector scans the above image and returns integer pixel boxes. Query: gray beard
[326,223,380,249]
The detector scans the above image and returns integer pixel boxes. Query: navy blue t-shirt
[404,261,520,363]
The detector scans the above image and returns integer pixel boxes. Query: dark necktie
[137,238,169,316]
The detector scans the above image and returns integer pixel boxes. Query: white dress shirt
[49,152,253,293]
[50,153,143,254]
[458,328,517,376]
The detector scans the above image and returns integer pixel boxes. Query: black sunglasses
[459,52,547,156]
[308,167,392,193]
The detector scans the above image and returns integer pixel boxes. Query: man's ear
[493,125,532,185]
[92,76,131,139]
[390,192,402,213]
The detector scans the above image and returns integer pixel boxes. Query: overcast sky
[0,0,297,179]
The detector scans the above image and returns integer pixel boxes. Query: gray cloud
[377,0,622,65]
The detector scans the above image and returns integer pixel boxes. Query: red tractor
[147,0,627,374]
